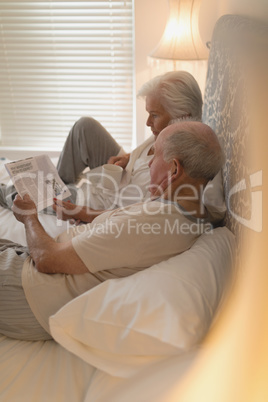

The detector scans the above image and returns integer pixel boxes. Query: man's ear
[170,158,182,181]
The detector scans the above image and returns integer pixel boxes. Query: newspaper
[5,155,71,211]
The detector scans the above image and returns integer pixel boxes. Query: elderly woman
[53,71,203,223]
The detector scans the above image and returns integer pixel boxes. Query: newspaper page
[5,155,71,211]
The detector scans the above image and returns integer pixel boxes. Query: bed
[0,14,265,402]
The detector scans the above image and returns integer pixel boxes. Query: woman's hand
[107,153,130,169]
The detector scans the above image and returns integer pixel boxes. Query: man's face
[145,94,172,138]
[148,130,172,197]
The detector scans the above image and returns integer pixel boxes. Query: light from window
[0,0,134,152]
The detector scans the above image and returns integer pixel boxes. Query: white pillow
[50,226,235,378]
[203,171,227,223]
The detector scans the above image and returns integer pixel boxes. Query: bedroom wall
[199,0,268,48]
[134,0,268,145]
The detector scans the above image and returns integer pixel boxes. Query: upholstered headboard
[203,14,267,247]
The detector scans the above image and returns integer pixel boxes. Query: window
[0,0,134,152]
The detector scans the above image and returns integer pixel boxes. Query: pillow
[203,171,227,224]
[50,226,236,378]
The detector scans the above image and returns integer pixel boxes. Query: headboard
[203,14,268,248]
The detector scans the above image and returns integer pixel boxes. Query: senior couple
[0,71,225,341]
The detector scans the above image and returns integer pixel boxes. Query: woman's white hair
[137,71,203,121]
[163,121,225,181]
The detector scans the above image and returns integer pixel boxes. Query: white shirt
[77,137,155,210]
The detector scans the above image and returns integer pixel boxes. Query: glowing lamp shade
[150,0,208,61]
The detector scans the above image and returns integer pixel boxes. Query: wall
[134,0,268,146]
[199,0,268,47]
[134,0,168,146]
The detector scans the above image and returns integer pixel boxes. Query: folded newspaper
[5,155,71,211]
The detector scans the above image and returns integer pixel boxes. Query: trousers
[0,239,51,341]
[57,117,123,184]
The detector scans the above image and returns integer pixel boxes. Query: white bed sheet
[0,334,98,402]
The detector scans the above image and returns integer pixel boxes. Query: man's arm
[12,194,88,275]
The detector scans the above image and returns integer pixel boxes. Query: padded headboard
[203,14,267,246]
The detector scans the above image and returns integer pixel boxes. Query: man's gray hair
[137,71,203,121]
[163,123,225,181]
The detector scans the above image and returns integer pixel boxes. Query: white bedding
[0,334,97,402]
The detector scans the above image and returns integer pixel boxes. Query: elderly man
[0,120,224,341]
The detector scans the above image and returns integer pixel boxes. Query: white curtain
[0,0,134,152]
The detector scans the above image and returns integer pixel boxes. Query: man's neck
[163,178,208,219]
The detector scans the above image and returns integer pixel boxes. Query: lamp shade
[150,0,208,61]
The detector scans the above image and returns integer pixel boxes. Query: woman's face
[145,94,172,138]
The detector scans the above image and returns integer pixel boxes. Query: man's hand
[53,199,103,224]
[12,194,37,224]
[107,153,130,169]
[52,199,80,222]
[11,194,89,275]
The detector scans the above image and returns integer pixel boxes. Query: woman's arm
[107,153,130,168]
